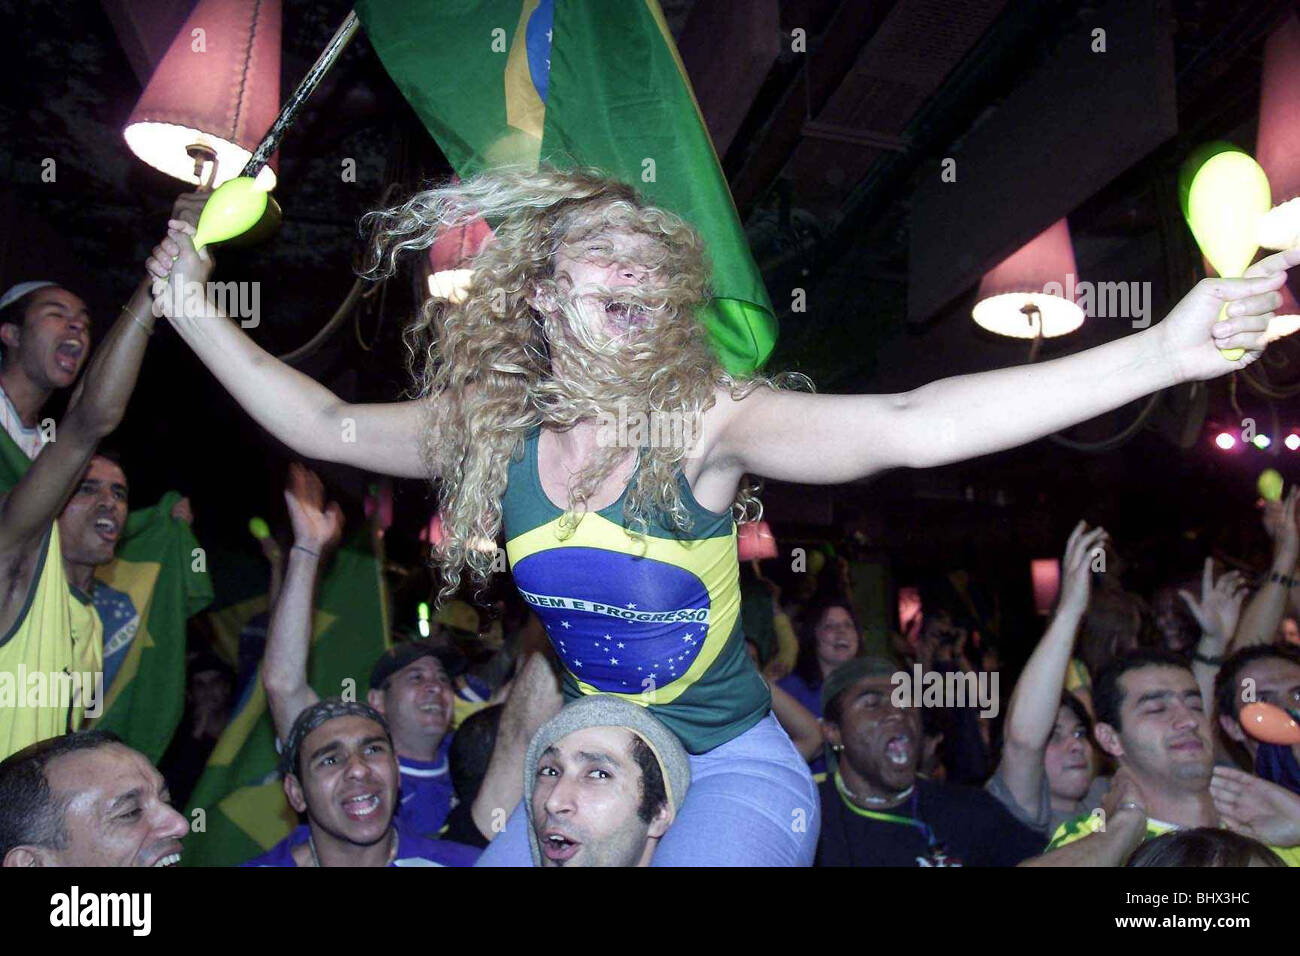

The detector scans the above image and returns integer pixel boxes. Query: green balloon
[248,516,270,540]
[194,177,270,250]
[1259,469,1284,503]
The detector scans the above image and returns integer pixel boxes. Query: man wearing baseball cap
[816,656,1042,866]
[263,463,460,838]
[519,695,691,867]
[242,698,479,867]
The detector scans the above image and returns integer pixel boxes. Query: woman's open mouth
[604,301,647,328]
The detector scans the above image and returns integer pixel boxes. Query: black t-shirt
[816,775,1044,866]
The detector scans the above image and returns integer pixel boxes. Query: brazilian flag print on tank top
[502,427,770,754]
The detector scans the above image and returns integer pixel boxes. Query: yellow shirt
[0,524,103,759]
[1048,811,1300,866]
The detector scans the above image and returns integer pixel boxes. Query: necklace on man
[842,780,914,807]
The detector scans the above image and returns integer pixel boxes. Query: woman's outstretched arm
[710,251,1300,484]
[147,221,432,478]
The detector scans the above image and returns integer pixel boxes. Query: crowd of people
[1,167,1299,867]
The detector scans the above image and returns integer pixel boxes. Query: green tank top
[501,426,770,753]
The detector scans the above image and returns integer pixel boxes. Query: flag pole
[241,9,360,178]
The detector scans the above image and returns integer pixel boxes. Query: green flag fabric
[0,430,212,762]
[356,0,777,375]
[92,490,213,760]
[181,535,391,867]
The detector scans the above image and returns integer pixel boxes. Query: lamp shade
[427,216,495,301]
[1257,11,1300,250]
[737,521,778,561]
[421,512,496,554]
[1030,558,1061,615]
[429,216,494,273]
[124,0,281,188]
[972,219,1085,338]
[422,512,446,549]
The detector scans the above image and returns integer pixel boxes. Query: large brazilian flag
[180,534,390,867]
[0,430,213,763]
[355,0,776,375]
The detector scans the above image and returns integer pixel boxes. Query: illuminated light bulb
[1216,432,1236,450]
[971,219,1085,339]
[427,269,474,303]
[1286,434,1300,451]
[1255,434,1272,449]
[418,619,431,638]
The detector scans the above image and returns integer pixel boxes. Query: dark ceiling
[1,0,1297,625]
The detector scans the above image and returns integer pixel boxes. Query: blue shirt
[240,822,480,867]
[398,734,455,838]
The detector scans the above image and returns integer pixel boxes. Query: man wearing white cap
[0,281,90,458]
[0,204,196,757]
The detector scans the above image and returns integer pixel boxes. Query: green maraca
[193,177,272,251]
[1259,468,1284,503]
[1185,150,1273,362]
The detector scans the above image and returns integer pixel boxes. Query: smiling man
[0,730,187,867]
[242,699,479,867]
[816,657,1042,866]
[1026,650,1300,866]
[263,463,461,839]
[521,695,690,867]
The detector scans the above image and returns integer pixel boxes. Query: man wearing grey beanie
[522,695,691,866]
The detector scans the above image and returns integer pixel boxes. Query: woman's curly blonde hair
[362,165,808,605]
